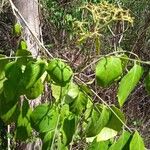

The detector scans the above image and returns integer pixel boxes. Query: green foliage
[15,100,32,140]
[97,127,117,141]
[109,131,131,150]
[96,57,122,87]
[30,104,59,133]
[47,59,73,86]
[69,90,88,115]
[88,139,109,150]
[0,54,8,80]
[86,104,111,137]
[0,1,148,149]
[25,79,44,100]
[0,52,147,148]
[40,131,54,149]
[62,116,76,145]
[106,106,125,131]
[13,23,22,36]
[117,64,143,107]
[130,131,145,150]
[20,60,46,89]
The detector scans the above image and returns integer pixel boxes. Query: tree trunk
[13,0,40,57]
[12,0,42,149]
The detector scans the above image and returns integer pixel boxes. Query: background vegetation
[0,0,150,149]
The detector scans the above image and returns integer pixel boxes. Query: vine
[0,1,149,150]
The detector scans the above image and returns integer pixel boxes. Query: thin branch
[78,50,150,74]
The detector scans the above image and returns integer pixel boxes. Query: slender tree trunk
[13,0,40,57]
[12,0,42,149]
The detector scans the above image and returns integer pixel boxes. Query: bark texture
[13,0,40,57]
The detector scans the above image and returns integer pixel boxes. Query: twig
[7,125,10,150]
[79,50,150,74]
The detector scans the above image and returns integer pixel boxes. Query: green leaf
[88,139,109,150]
[16,49,31,57]
[78,83,93,96]
[40,131,54,150]
[96,127,117,141]
[20,60,46,89]
[69,91,88,115]
[0,102,19,124]
[62,115,76,145]
[25,79,44,100]
[0,93,18,119]
[106,106,125,132]
[130,131,145,150]
[3,62,22,104]
[5,61,22,85]
[16,40,32,65]
[31,104,59,133]
[51,83,69,101]
[16,100,32,141]
[86,104,111,137]
[117,64,143,107]
[65,83,79,104]
[3,80,19,104]
[18,40,27,50]
[13,23,22,36]
[96,57,122,87]
[109,131,131,150]
[4,62,22,98]
[145,71,150,95]
[4,62,23,101]
[0,54,8,79]
[47,59,73,86]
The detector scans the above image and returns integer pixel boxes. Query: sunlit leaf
[87,139,109,150]
[13,23,22,36]
[117,64,143,107]
[5,61,22,85]
[96,127,117,141]
[40,131,54,150]
[69,91,88,115]
[51,83,69,101]
[31,104,59,133]
[62,115,76,145]
[86,104,111,137]
[109,131,131,150]
[18,40,27,50]
[25,79,44,100]
[96,57,122,87]
[20,60,46,89]
[47,59,73,86]
[16,100,32,141]
[106,106,125,132]
[130,131,145,150]
[65,83,79,104]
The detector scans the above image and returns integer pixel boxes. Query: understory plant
[0,1,150,150]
